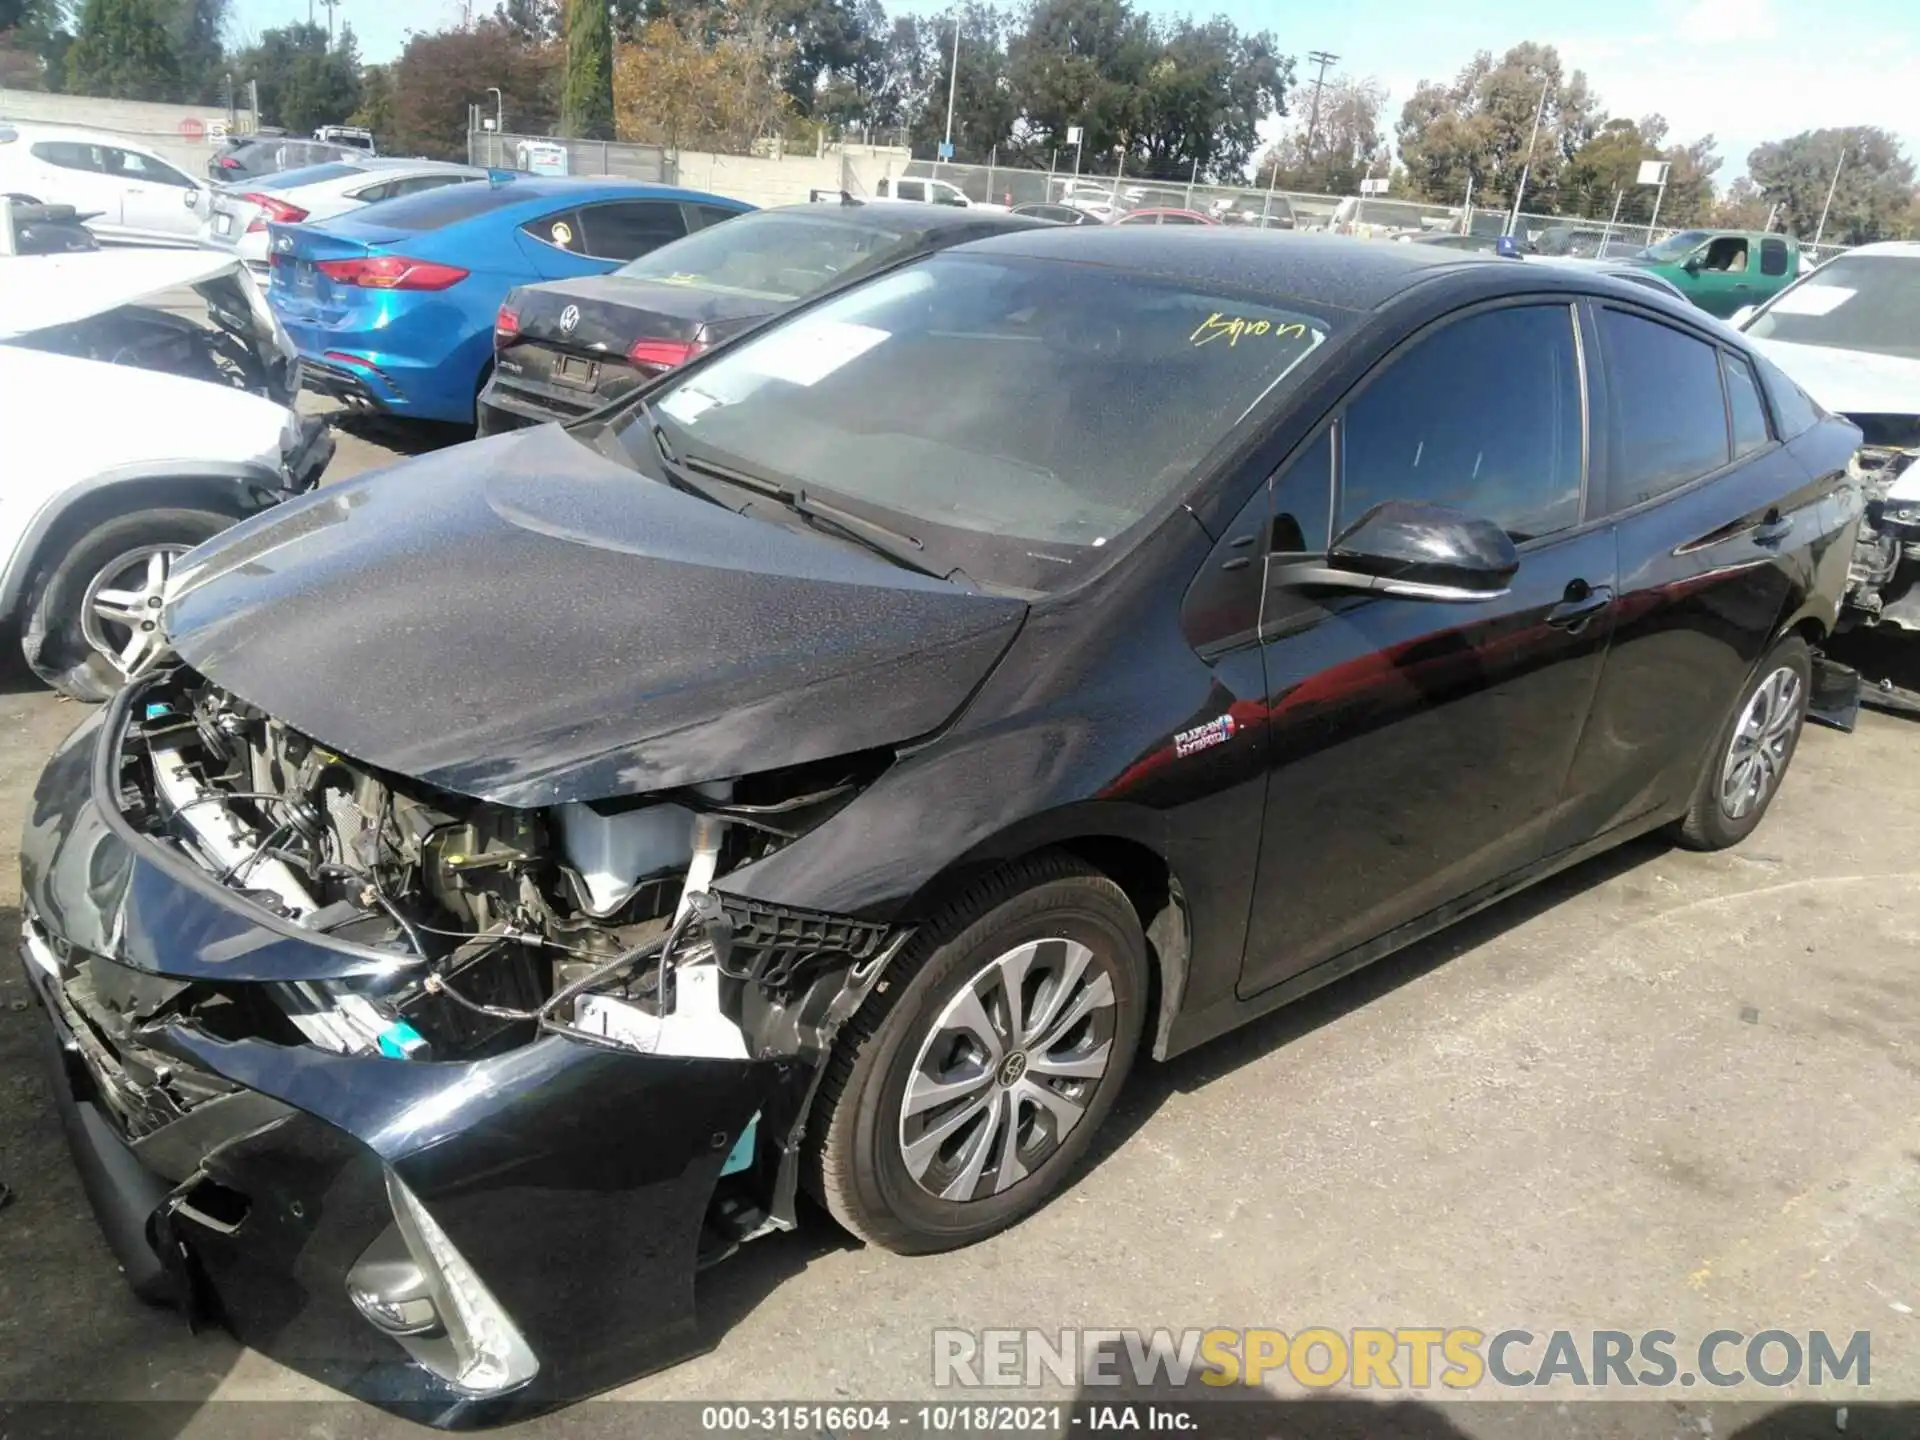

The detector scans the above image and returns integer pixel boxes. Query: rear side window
[367,180,533,231]
[577,200,687,262]
[1723,352,1772,458]
[523,208,585,252]
[692,203,744,230]
[1596,308,1729,511]
[1752,350,1824,439]
[31,141,98,172]
[1339,304,1584,542]
[1760,238,1789,277]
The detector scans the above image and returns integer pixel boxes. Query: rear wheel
[21,508,235,701]
[1674,636,1811,850]
[808,854,1147,1254]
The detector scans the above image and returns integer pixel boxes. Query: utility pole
[1504,76,1551,237]
[1814,144,1847,247]
[1302,50,1339,166]
[939,10,960,178]
[318,0,339,43]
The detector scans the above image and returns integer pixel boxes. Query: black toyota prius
[22,229,1865,1423]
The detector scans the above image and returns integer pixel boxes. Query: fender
[0,457,319,622]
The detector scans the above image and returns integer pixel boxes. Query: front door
[109,147,201,242]
[1240,300,1617,997]
[1686,235,1760,317]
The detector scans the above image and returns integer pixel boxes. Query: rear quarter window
[1751,350,1825,439]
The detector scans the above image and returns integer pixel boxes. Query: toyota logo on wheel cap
[558,304,581,334]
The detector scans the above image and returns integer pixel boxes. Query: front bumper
[20,699,810,1425]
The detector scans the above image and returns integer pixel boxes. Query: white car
[1738,242,1920,636]
[0,121,209,246]
[200,157,487,272]
[0,248,331,699]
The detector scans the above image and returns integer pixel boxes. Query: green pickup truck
[1621,228,1802,316]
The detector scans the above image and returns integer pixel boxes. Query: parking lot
[1,408,1918,1437]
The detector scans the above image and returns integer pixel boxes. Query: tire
[1674,635,1812,851]
[808,852,1148,1254]
[21,508,236,702]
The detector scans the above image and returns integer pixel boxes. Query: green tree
[387,19,560,159]
[65,0,177,98]
[167,0,223,104]
[350,59,394,138]
[0,0,74,89]
[1395,42,1603,213]
[1748,126,1916,244]
[1258,75,1386,195]
[560,0,614,138]
[496,0,557,44]
[231,20,361,132]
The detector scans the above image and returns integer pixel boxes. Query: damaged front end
[1841,415,1920,630]
[21,668,911,1423]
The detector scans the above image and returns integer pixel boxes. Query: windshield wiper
[679,451,969,586]
[628,399,737,511]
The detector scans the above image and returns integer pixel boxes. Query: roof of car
[1840,241,1920,259]
[953,229,1480,311]
[772,198,1043,234]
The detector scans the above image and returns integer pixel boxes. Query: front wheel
[1674,635,1811,850]
[21,508,236,701]
[808,854,1148,1254]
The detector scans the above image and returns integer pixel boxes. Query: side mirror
[1277,501,1518,602]
[1683,253,1704,274]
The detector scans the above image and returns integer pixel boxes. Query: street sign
[1066,126,1083,145]
[206,119,229,142]
[1636,160,1670,187]
[937,141,955,160]
[178,117,205,142]
[1359,177,1389,195]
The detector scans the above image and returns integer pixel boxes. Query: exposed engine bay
[112,667,898,1079]
[1841,415,1920,631]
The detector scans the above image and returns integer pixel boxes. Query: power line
[1302,49,1339,164]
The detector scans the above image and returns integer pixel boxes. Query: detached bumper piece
[1808,651,1862,732]
[282,412,334,494]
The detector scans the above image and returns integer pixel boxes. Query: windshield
[616,211,905,302]
[1744,255,1920,360]
[613,252,1344,592]
[1640,229,1710,263]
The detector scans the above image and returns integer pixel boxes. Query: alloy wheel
[898,937,1117,1203]
[80,544,187,676]
[1719,665,1803,821]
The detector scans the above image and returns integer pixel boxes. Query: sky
[230,0,1920,185]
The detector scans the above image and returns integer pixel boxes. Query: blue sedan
[267,175,753,425]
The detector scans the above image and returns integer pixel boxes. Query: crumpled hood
[162,425,1027,806]
[1745,337,1920,420]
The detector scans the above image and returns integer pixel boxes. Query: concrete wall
[0,89,255,175]
[672,144,912,209]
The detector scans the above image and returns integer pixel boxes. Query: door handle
[1546,583,1613,632]
[1754,514,1794,546]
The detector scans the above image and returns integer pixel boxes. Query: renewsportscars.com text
[932,1327,1872,1391]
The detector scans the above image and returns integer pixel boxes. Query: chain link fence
[468,130,676,184]
[895,157,1856,261]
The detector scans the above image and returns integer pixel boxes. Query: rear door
[1553,302,1825,844]
[1240,300,1617,997]
[26,141,121,228]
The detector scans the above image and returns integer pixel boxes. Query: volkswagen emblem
[558,304,581,334]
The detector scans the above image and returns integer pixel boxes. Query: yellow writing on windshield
[1190,312,1312,348]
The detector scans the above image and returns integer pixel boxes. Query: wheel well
[4,477,254,623]
[1052,836,1184,1063]
[1787,615,1828,649]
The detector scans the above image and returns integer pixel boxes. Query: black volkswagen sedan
[476,198,1044,434]
[22,231,1862,1423]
